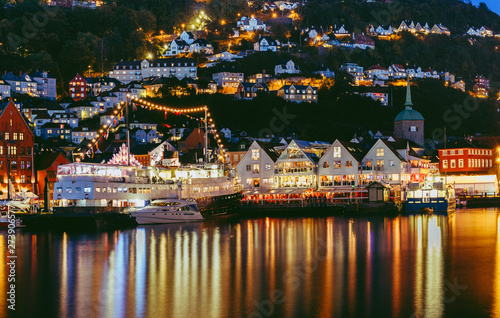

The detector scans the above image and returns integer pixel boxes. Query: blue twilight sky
[466,0,500,16]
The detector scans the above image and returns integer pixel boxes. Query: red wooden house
[0,100,35,198]
[35,152,70,208]
[69,74,89,101]
[438,140,495,175]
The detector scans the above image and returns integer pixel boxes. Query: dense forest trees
[0,0,499,85]
[0,0,499,140]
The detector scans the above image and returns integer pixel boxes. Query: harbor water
[3,208,500,317]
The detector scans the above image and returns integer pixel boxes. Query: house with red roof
[365,65,390,80]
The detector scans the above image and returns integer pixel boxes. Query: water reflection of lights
[492,214,500,316]
[135,229,146,316]
[425,216,444,317]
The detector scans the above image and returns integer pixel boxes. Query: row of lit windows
[0,160,31,170]
[442,158,492,169]
[0,146,31,155]
[322,161,353,168]
[2,132,24,141]
[442,149,493,156]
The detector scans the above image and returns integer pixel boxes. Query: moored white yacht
[130,199,204,224]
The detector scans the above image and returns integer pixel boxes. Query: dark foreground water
[2,208,500,317]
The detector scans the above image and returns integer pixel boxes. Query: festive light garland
[80,95,227,162]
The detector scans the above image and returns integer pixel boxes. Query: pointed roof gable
[0,100,33,136]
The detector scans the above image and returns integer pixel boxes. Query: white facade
[361,139,407,186]
[32,71,57,100]
[110,58,197,84]
[365,66,390,80]
[318,140,362,188]
[275,60,300,76]
[236,141,277,189]
[340,63,364,83]
[254,37,280,52]
[212,72,244,88]
[72,128,98,144]
[237,16,266,31]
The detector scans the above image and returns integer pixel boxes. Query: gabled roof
[41,122,72,130]
[132,143,162,155]
[192,38,210,46]
[367,65,388,71]
[380,139,406,161]
[338,140,366,162]
[114,60,142,66]
[31,71,56,79]
[33,110,51,120]
[255,141,281,162]
[0,100,32,133]
[67,100,94,109]
[35,152,70,171]
[259,36,278,46]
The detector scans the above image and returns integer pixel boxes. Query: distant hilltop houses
[369,20,499,38]
[368,21,451,37]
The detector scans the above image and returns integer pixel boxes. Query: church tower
[394,77,424,145]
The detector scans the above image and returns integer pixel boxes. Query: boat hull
[196,191,243,218]
[405,198,456,213]
[131,211,204,224]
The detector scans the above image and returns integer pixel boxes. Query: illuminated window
[252,164,259,174]
[5,132,9,140]
[443,160,448,169]
[12,133,17,140]
[459,159,464,168]
[252,149,259,161]
[333,147,341,158]
[346,161,352,168]
[450,159,456,168]
[323,162,329,168]
[333,160,341,169]
[376,148,384,157]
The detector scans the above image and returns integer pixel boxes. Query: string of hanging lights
[80,95,227,162]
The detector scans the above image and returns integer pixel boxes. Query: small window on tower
[410,126,417,132]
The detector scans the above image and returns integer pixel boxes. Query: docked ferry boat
[405,173,456,213]
[52,162,242,219]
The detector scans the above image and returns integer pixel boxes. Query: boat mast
[126,94,131,166]
[444,127,447,186]
[204,106,208,163]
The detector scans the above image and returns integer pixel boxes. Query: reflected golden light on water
[0,235,6,317]
[492,214,500,317]
[392,218,401,317]
[14,210,500,317]
[59,232,68,318]
[246,220,255,311]
[348,220,357,316]
[414,216,424,318]
[319,217,334,317]
[425,216,444,317]
[135,229,146,317]
[147,230,157,316]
